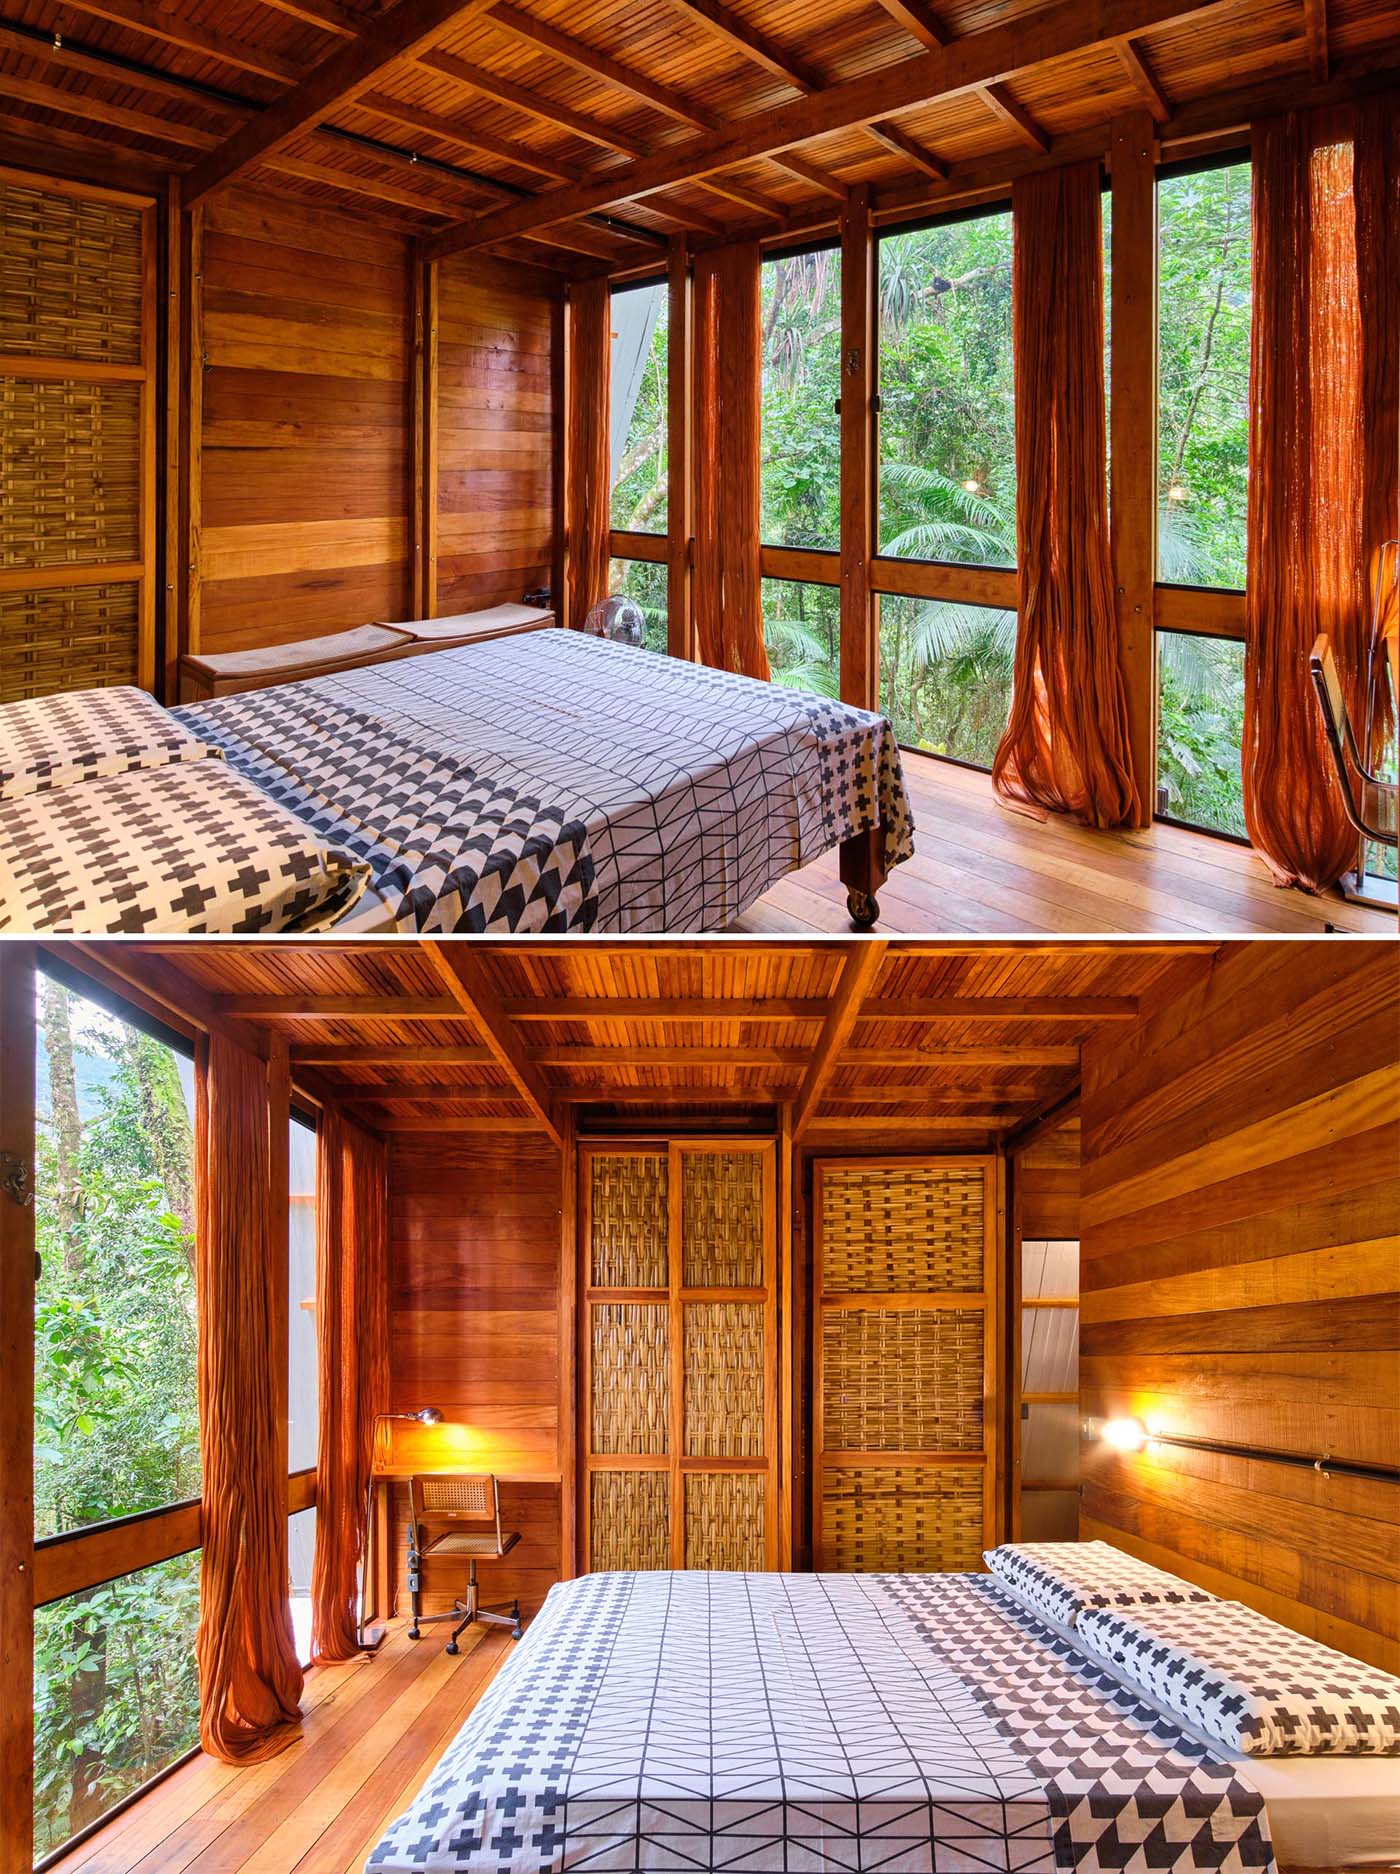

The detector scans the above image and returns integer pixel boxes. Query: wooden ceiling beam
[377,1116,542,1132]
[426,944,562,1146]
[866,119,950,180]
[423,0,1237,258]
[182,0,494,204]
[0,25,250,118]
[535,1046,812,1067]
[503,997,827,1021]
[221,995,463,1018]
[695,173,787,218]
[290,1045,493,1064]
[355,90,588,183]
[1003,1085,1083,1152]
[981,80,1051,153]
[417,47,648,156]
[342,1084,524,1104]
[0,74,220,151]
[874,0,952,52]
[485,3,722,132]
[804,1116,1007,1134]
[54,1,301,83]
[667,0,823,93]
[1302,0,1329,83]
[843,1045,1079,1066]
[859,997,1137,1020]
[1116,38,1171,121]
[254,0,364,35]
[769,150,848,199]
[792,944,887,1139]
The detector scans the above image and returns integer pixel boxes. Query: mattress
[366,1569,1276,1874]
[1242,1755,1400,1868]
[175,628,915,933]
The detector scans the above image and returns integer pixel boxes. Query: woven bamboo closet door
[581,1139,778,1574]
[1,169,157,700]
[814,1157,1002,1571]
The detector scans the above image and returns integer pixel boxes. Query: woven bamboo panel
[0,180,143,362]
[590,1303,670,1455]
[684,1471,766,1571]
[590,1470,670,1573]
[823,1309,984,1451]
[680,1150,763,1287]
[819,1165,985,1293]
[822,1466,984,1572]
[2,377,141,570]
[684,1302,765,1457]
[0,582,140,701]
[589,1152,668,1289]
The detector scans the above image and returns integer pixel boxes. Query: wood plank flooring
[47,1623,514,1874]
[738,752,1393,934]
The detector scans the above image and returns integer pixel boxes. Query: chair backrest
[409,1473,501,1542]
[1309,634,1375,837]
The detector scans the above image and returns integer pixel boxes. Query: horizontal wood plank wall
[196,187,412,655]
[387,1132,564,1617]
[434,253,559,618]
[1078,943,1400,1672]
[1019,1119,1081,1240]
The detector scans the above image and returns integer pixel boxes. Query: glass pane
[34,1550,201,1859]
[288,1113,317,1474]
[34,974,199,1537]
[610,281,668,534]
[288,1506,317,1666]
[1156,162,1252,587]
[878,594,1015,766]
[761,247,841,551]
[877,210,1015,567]
[1155,630,1246,836]
[761,577,839,698]
[609,556,668,654]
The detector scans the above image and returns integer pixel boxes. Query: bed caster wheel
[446,1641,459,1656]
[846,888,878,929]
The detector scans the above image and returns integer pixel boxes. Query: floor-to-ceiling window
[609,277,670,653]
[287,1110,318,1667]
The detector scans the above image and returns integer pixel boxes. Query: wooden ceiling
[63,938,1222,1149]
[1,1,1396,270]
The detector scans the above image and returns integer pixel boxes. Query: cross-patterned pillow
[0,756,369,934]
[983,1540,1215,1630]
[1076,1600,1400,1755]
[0,686,216,799]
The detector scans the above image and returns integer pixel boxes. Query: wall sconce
[358,1407,444,1651]
[1083,1414,1398,1487]
[1099,1415,1149,1452]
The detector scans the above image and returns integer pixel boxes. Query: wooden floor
[737,750,1393,935]
[49,1623,515,1874]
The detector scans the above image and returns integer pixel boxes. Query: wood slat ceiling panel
[871,950,1168,998]
[483,946,846,999]
[361,58,630,174]
[1329,0,1400,55]
[522,0,791,118]
[7,0,328,80]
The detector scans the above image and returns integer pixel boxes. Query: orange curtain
[1244,101,1399,890]
[310,1107,389,1665]
[992,161,1139,828]
[195,1033,304,1764]
[566,275,611,631]
[693,241,769,680]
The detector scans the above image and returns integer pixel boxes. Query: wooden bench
[177,604,556,702]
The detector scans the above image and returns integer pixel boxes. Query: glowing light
[1167,483,1188,503]
[963,478,981,493]
[1102,1416,1149,1452]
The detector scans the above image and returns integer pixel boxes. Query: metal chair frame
[405,1473,522,1653]
[1308,634,1398,846]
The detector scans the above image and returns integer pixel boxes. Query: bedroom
[1,0,1397,934]
[0,935,1396,1874]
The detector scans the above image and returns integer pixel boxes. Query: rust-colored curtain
[310,1107,389,1665]
[566,275,611,630]
[1244,100,1399,890]
[693,241,769,680]
[992,162,1139,828]
[195,1033,304,1764]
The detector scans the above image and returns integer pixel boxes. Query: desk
[363,1468,563,1642]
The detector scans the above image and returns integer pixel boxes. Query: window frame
[759,235,843,557]
[607,272,670,544]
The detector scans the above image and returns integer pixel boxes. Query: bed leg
[839,827,887,930]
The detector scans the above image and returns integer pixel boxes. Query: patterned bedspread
[175,630,914,933]
[367,1571,1275,1874]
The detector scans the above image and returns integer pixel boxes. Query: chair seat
[421,1529,521,1559]
[1361,778,1397,843]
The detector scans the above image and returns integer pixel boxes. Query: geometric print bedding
[0,754,369,934]
[0,683,215,799]
[175,628,916,934]
[367,1569,1276,1874]
[983,1541,1217,1631]
[1076,1600,1400,1757]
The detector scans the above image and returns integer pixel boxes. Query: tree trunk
[65,1588,110,1838]
[125,1033,196,1263]
[41,977,84,1279]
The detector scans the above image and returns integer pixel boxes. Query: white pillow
[0,685,216,799]
[982,1540,1214,1629]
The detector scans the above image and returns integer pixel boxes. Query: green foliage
[1156,635,1248,837]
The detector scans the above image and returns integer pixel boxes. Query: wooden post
[178,202,204,668]
[267,1037,291,1491]
[778,1103,794,1571]
[1110,111,1160,827]
[557,1105,578,1579]
[839,185,877,711]
[161,177,183,703]
[0,943,35,1873]
[551,286,568,626]
[411,248,439,622]
[666,236,695,661]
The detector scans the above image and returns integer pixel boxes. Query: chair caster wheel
[846,888,878,929]
[408,1627,420,1640]
[446,1641,459,1656]
[511,1625,522,1640]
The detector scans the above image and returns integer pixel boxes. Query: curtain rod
[1093,1418,1400,1485]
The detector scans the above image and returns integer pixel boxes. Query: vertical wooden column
[162,178,184,701]
[778,1104,794,1571]
[1110,112,1160,827]
[667,237,695,661]
[411,248,439,622]
[839,186,877,711]
[557,1106,578,1579]
[0,943,35,1873]
[177,203,204,671]
[551,288,568,626]
[267,1038,291,1490]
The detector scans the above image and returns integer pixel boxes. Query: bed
[367,1567,1338,1874]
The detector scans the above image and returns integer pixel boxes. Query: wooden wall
[386,1131,564,1617]
[1078,942,1400,1671]
[196,188,413,656]
[1018,1119,1080,1239]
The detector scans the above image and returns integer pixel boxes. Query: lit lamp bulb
[1167,483,1188,503]
[963,477,981,494]
[1102,1416,1149,1453]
